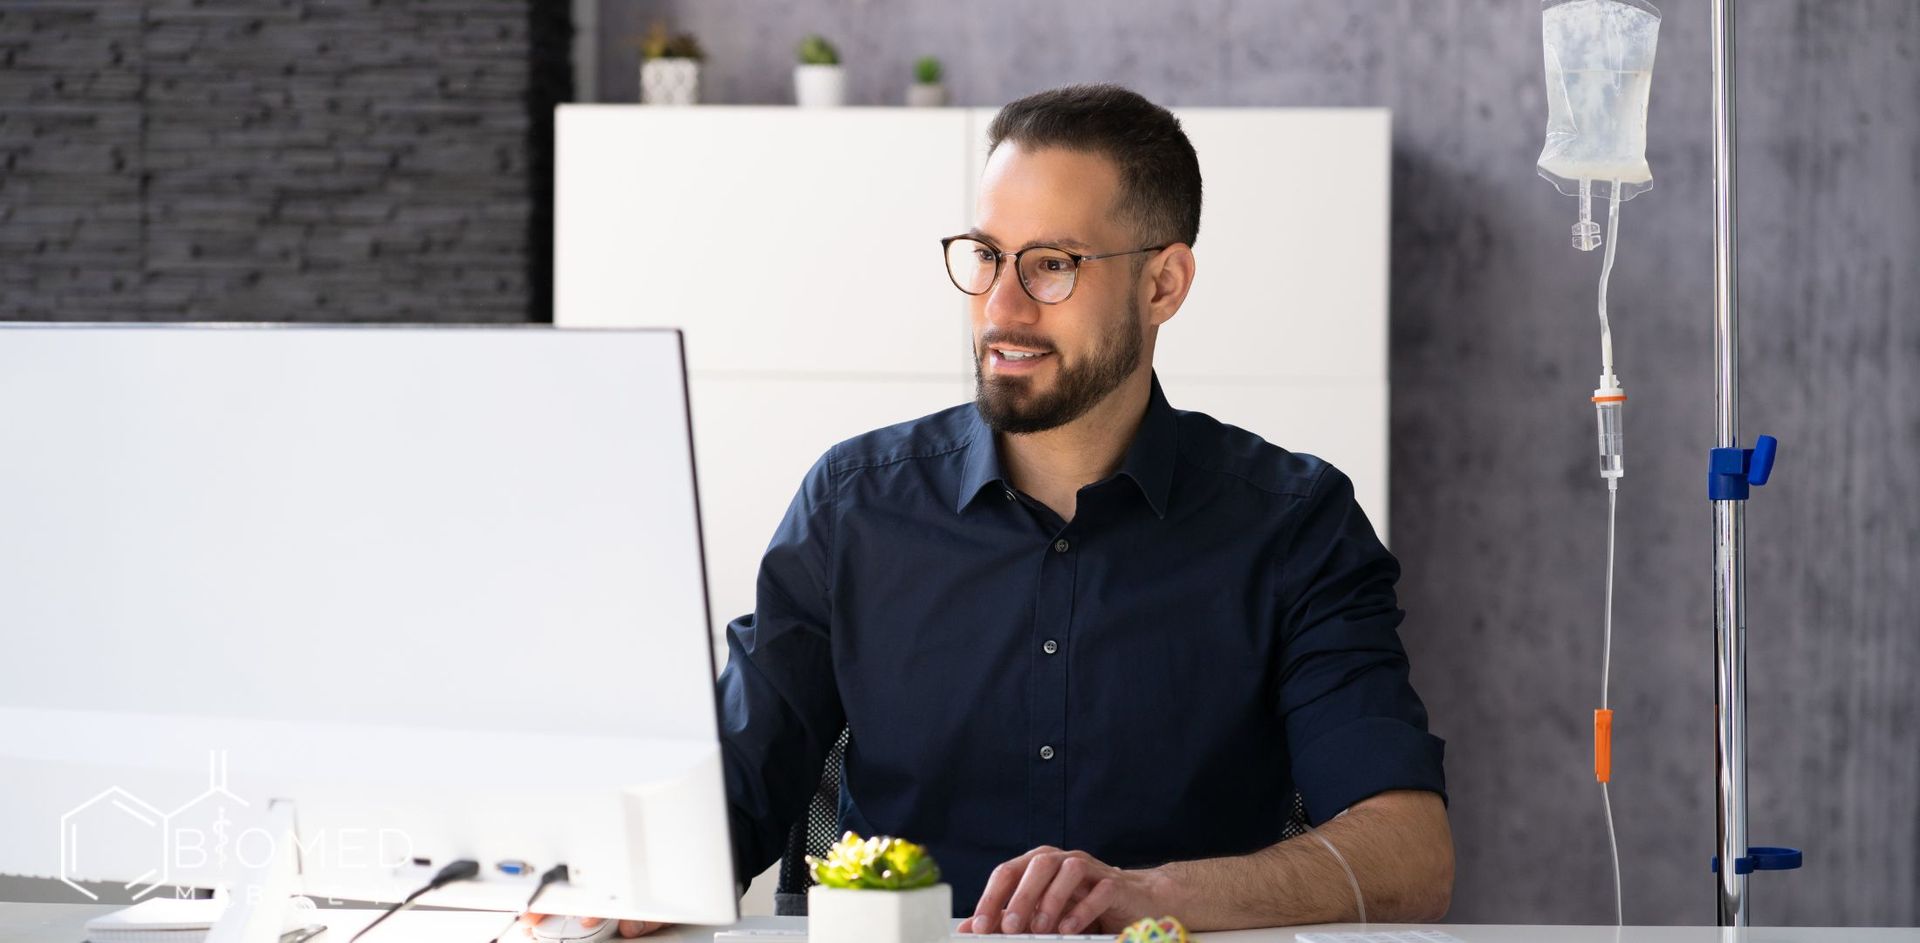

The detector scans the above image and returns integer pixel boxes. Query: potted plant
[637,22,703,106]
[906,55,946,107]
[806,832,949,943]
[794,34,845,107]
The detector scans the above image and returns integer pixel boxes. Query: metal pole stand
[1708,3,1801,924]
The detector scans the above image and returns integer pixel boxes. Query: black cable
[347,858,480,943]
[522,863,570,914]
[490,864,571,943]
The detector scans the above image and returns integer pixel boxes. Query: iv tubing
[1593,177,1625,926]
[1598,183,1622,378]
[1603,478,1618,714]
[1305,822,1366,926]
[1601,484,1622,926]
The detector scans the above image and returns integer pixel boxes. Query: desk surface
[2,904,1914,943]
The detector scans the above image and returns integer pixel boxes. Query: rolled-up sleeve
[1276,463,1447,825]
[715,452,845,884]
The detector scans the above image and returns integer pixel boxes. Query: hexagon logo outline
[59,786,167,901]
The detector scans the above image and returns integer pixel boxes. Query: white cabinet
[556,106,1391,639]
[556,108,975,377]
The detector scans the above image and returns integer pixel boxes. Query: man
[573,84,1450,938]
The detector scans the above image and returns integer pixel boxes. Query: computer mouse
[530,914,621,943]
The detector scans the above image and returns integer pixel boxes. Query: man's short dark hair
[985,84,1202,248]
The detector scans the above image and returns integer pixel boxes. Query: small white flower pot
[641,58,700,105]
[807,883,951,943]
[794,64,847,107]
[905,83,947,107]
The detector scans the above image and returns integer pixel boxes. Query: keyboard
[715,927,1467,943]
[1297,932,1465,943]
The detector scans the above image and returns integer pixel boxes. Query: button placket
[1028,527,1077,849]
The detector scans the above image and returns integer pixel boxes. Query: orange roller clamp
[1594,708,1614,783]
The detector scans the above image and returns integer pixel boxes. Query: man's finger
[579,917,603,928]
[999,852,1067,934]
[617,920,664,937]
[1056,877,1117,936]
[968,863,1018,933]
[968,847,1051,933]
[517,912,547,926]
[1032,855,1095,933]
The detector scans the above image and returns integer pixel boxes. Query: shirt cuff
[1290,716,1448,826]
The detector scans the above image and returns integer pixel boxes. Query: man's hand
[955,846,1169,936]
[514,911,670,939]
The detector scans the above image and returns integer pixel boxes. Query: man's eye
[1041,258,1068,272]
[973,249,996,263]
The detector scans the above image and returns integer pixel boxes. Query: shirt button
[1042,639,1058,655]
[1053,538,1070,553]
[1039,745,1055,760]
[1003,489,1015,501]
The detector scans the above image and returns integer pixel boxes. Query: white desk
[2,905,1915,943]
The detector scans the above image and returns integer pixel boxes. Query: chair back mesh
[773,729,849,915]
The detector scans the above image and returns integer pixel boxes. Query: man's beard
[973,296,1144,435]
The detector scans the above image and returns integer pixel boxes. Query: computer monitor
[0,324,738,934]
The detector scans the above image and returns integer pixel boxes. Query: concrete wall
[595,0,1920,927]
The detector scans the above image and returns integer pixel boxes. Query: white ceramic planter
[807,883,951,943]
[641,58,700,105]
[905,83,947,107]
[794,64,847,107]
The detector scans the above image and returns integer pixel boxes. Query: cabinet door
[556,106,974,379]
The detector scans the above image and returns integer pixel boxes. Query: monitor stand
[204,799,302,943]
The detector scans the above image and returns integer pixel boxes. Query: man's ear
[1144,245,1196,328]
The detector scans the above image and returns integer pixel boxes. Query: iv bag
[1537,0,1661,202]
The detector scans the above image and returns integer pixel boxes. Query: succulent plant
[914,55,942,85]
[797,34,841,66]
[1117,916,1191,943]
[638,21,704,61]
[806,831,941,890]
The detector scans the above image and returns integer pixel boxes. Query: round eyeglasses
[940,235,1167,305]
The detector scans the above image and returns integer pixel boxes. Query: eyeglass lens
[944,238,1078,304]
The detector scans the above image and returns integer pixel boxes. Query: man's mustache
[978,331,1056,353]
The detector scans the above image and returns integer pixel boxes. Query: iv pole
[1708,0,1797,925]
[1708,0,1748,925]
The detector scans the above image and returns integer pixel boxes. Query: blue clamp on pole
[1712,846,1803,875]
[1708,434,1779,501]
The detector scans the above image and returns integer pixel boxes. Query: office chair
[771,729,1310,916]
[774,729,850,916]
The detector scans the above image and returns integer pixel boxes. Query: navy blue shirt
[716,374,1445,913]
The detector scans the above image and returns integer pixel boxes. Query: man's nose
[983,265,1040,329]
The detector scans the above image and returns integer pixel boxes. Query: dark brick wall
[1,0,538,323]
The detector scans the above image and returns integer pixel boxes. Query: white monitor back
[0,324,736,923]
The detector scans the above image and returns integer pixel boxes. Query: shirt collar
[954,372,1178,519]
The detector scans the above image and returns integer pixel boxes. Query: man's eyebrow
[966,228,1094,253]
